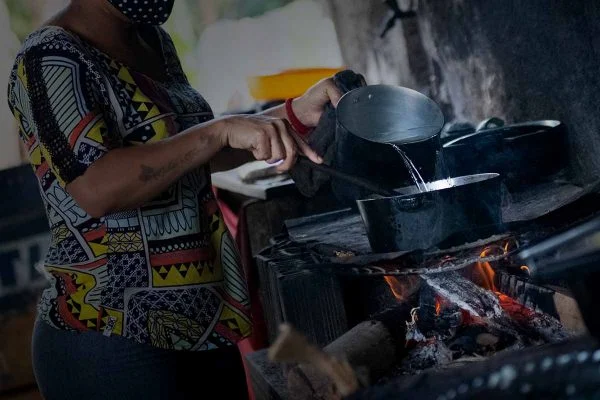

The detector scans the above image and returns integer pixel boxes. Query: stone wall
[319,0,600,184]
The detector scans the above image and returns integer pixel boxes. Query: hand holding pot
[289,78,344,128]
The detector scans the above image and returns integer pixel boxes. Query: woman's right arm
[67,115,322,218]
[67,118,223,218]
[8,41,321,220]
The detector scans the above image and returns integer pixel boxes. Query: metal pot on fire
[356,173,503,253]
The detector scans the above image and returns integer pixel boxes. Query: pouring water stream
[390,144,429,192]
[389,143,456,194]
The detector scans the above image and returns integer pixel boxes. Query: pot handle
[476,117,505,132]
[296,156,396,197]
[393,195,428,211]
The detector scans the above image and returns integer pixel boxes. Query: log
[268,324,360,399]
[285,319,398,400]
[421,272,505,319]
[326,320,397,381]
[270,304,413,400]
[422,272,571,344]
[497,293,570,343]
[497,271,588,334]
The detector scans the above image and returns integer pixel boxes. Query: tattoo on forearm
[139,150,196,183]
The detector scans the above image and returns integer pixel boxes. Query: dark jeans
[32,318,249,400]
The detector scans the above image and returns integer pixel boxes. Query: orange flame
[474,246,500,292]
[384,276,404,301]
[470,242,537,322]
[474,242,529,292]
[503,238,518,253]
[434,295,448,317]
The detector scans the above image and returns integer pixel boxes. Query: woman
[7,0,342,398]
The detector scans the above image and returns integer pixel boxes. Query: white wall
[0,0,24,171]
[40,0,68,21]
[1,0,344,162]
[192,0,344,114]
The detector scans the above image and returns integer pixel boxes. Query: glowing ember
[473,247,538,321]
[434,295,448,317]
[384,276,405,301]
[497,292,535,322]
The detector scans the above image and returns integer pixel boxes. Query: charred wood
[421,272,504,319]
[497,270,587,334]
[399,338,453,373]
[422,272,571,344]
[497,293,570,343]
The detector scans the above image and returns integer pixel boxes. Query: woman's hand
[290,78,343,127]
[218,115,323,172]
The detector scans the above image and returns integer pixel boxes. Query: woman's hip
[32,318,248,399]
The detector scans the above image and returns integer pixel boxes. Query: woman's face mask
[107,0,175,25]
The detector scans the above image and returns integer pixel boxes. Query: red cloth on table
[213,188,269,400]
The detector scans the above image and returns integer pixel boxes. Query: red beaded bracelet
[285,98,312,136]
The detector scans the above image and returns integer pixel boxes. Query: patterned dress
[7,26,252,351]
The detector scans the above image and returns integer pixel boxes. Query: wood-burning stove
[247,178,600,399]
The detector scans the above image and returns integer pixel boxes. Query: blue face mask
[107,0,175,25]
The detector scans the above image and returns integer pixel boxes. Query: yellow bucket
[247,67,344,102]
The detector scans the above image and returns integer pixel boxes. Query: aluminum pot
[356,173,502,253]
[336,85,445,145]
[331,85,445,206]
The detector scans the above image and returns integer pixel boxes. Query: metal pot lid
[336,85,445,145]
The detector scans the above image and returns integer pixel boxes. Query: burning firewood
[421,272,571,344]
[496,292,570,342]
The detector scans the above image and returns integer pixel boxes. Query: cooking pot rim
[336,84,445,145]
[356,172,501,204]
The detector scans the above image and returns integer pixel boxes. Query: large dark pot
[356,173,502,253]
[331,85,445,205]
[442,120,567,189]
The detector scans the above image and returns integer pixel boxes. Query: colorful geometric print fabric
[7,26,252,351]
